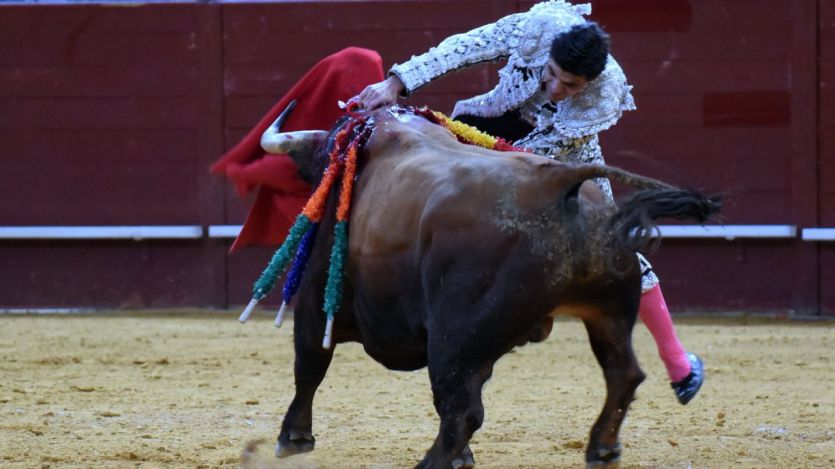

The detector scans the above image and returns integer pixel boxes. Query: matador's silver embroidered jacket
[390,1,658,290]
[390,1,635,198]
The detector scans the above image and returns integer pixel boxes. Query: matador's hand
[353,75,404,110]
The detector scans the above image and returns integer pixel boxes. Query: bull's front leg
[582,313,645,468]
[419,344,495,469]
[275,298,335,458]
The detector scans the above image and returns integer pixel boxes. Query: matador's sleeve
[389,12,524,96]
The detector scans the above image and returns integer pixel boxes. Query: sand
[1,312,833,468]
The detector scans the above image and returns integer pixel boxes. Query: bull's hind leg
[582,314,646,468]
[418,353,494,469]
[275,300,335,458]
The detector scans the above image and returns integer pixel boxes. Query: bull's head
[261,100,328,184]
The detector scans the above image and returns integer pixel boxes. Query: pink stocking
[639,285,691,382]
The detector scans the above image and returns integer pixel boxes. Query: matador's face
[542,58,589,102]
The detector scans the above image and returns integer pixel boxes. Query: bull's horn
[260,99,328,155]
[261,129,329,155]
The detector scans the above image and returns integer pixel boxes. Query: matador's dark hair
[550,22,610,81]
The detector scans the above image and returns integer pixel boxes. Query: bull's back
[350,112,556,256]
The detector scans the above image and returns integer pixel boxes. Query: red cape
[212,47,384,251]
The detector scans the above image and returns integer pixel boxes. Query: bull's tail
[562,163,679,193]
[559,163,723,253]
[609,188,723,253]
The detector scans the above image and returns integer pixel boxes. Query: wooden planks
[818,0,835,315]
[0,3,227,307]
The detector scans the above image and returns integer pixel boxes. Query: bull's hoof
[586,462,620,469]
[451,445,475,469]
[586,442,622,468]
[275,430,315,458]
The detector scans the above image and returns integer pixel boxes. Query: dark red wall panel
[818,0,835,315]
[821,247,835,316]
[0,3,227,308]
[0,4,225,226]
[590,0,694,33]
[0,241,226,308]
[648,241,800,313]
[703,91,792,127]
[820,1,835,226]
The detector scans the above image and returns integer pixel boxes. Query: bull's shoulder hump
[366,112,457,152]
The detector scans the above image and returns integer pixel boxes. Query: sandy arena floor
[1,312,833,468]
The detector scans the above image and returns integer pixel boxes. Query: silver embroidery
[637,253,660,293]
[391,0,655,290]
[390,1,635,139]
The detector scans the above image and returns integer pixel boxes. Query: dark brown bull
[253,104,720,468]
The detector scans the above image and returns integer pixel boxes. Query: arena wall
[1,0,832,315]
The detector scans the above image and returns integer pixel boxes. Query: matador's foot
[671,352,704,405]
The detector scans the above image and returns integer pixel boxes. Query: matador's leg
[537,134,704,404]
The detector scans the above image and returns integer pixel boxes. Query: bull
[248,102,720,468]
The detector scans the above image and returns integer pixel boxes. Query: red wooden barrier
[819,0,835,314]
[0,3,227,307]
[0,1,830,315]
